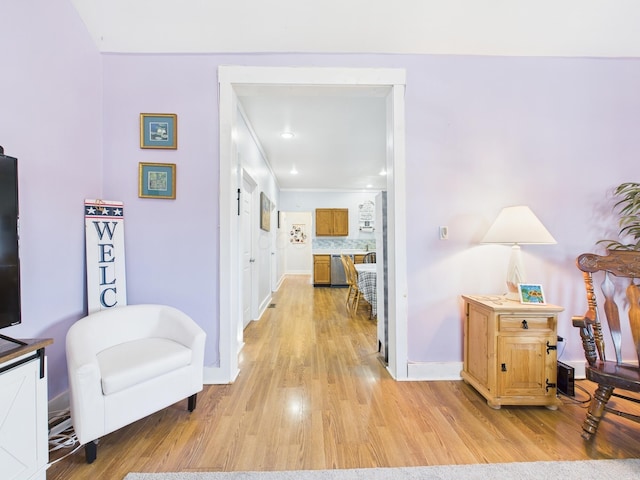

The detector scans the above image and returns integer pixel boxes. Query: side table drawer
[499,315,555,333]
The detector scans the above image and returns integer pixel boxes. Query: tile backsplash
[313,239,376,251]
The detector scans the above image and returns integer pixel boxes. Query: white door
[242,172,257,334]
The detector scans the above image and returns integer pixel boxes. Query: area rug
[124,459,640,480]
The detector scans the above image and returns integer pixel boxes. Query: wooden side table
[461,295,563,409]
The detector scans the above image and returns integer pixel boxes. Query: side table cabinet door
[0,357,48,480]
[497,334,556,398]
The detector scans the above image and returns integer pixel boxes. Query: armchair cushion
[97,338,192,395]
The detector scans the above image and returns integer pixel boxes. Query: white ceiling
[235,85,389,191]
[71,1,640,57]
[68,0,640,191]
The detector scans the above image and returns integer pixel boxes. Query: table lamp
[481,205,556,300]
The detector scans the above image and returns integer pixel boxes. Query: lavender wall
[101,55,220,365]
[0,0,102,396]
[405,55,640,362]
[100,52,640,371]
[5,1,640,401]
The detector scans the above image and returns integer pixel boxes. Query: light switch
[439,226,448,240]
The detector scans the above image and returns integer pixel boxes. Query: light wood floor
[48,275,640,479]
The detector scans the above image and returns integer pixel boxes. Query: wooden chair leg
[582,384,614,440]
[345,286,354,311]
[188,393,197,412]
[85,440,98,464]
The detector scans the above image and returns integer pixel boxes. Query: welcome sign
[84,199,127,314]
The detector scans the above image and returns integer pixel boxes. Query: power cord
[49,425,77,452]
[48,408,82,466]
[48,407,71,430]
[557,381,593,406]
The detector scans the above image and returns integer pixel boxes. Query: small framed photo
[140,113,177,149]
[518,283,546,304]
[260,192,271,231]
[139,162,176,199]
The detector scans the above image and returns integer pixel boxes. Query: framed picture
[260,192,271,231]
[518,283,546,304]
[140,113,177,149]
[139,162,176,199]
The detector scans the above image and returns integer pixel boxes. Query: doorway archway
[217,66,408,382]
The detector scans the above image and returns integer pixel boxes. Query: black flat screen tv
[0,152,21,330]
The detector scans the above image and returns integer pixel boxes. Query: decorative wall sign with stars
[84,199,127,314]
[84,204,124,217]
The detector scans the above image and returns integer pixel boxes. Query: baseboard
[49,361,588,406]
[203,365,238,384]
[558,360,586,379]
[406,360,587,381]
[407,361,464,380]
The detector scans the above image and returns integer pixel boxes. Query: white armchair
[65,304,206,463]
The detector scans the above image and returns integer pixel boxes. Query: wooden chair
[572,251,640,440]
[363,252,376,263]
[340,254,354,311]
[341,254,361,315]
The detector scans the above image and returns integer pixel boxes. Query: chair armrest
[571,314,598,366]
[151,307,206,388]
[66,359,105,444]
[572,315,589,328]
[157,308,206,350]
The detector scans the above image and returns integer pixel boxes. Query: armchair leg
[188,393,197,412]
[85,440,98,464]
[582,384,614,440]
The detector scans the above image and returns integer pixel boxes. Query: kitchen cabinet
[461,295,563,409]
[313,255,331,286]
[315,209,348,236]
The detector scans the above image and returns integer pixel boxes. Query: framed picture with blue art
[518,283,546,304]
[140,113,177,149]
[138,162,176,199]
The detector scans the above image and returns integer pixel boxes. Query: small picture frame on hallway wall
[518,283,546,304]
[260,192,271,231]
[139,162,176,199]
[140,113,177,149]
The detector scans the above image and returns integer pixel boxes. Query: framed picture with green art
[518,283,546,304]
[140,113,177,149]
[138,162,176,199]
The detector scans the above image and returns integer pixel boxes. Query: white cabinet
[0,339,52,480]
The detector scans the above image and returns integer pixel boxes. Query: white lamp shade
[481,206,556,245]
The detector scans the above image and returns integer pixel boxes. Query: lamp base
[504,291,520,302]
[505,244,525,301]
